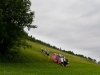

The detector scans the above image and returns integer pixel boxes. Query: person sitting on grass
[41,48,44,53]
[41,48,47,55]
[63,58,70,67]
[46,50,50,58]
[60,56,64,66]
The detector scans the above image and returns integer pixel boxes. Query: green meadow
[0,41,100,75]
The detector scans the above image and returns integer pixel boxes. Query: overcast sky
[25,0,100,62]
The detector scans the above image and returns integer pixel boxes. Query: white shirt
[60,57,64,62]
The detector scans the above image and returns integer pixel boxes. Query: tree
[0,0,37,55]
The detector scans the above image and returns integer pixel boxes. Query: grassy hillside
[0,40,100,75]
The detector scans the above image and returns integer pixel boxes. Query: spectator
[63,58,70,67]
[60,56,64,66]
[47,50,50,58]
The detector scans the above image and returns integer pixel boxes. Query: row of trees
[0,0,37,55]
[28,35,60,50]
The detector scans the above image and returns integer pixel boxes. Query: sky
[25,0,100,62]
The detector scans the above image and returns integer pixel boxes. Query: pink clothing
[52,54,57,62]
[51,54,62,64]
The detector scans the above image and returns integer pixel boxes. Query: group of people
[41,48,50,58]
[41,48,70,67]
[52,53,70,67]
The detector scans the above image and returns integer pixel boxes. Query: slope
[0,40,100,75]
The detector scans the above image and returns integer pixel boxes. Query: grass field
[0,41,100,75]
